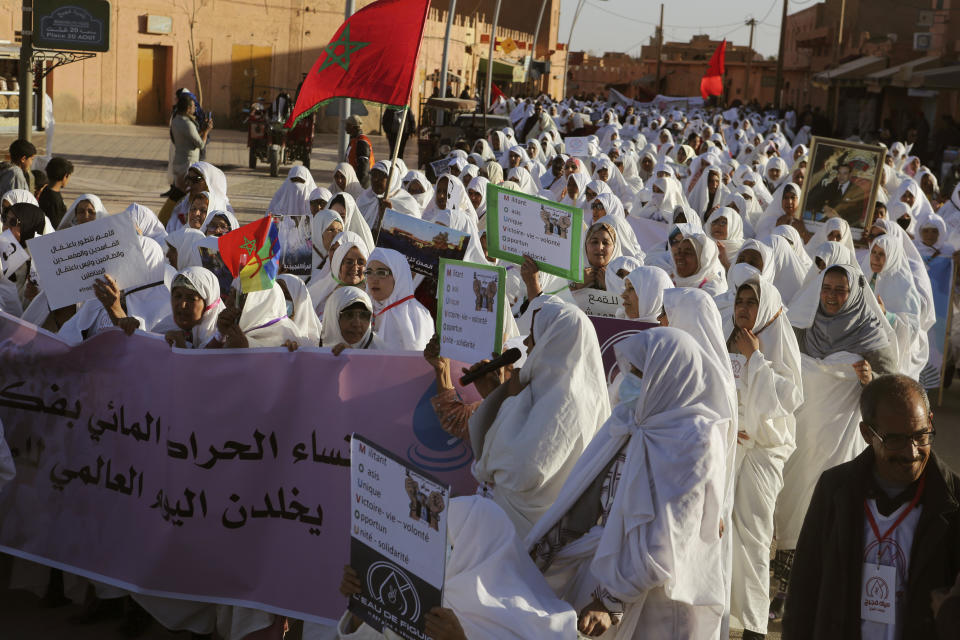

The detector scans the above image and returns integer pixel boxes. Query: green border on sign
[484,183,583,282]
[436,258,506,359]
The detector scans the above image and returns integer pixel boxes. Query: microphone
[458,348,523,386]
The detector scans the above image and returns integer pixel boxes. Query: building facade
[0,0,565,128]
[567,34,776,105]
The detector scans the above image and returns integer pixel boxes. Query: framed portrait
[798,136,885,240]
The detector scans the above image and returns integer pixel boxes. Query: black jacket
[783,448,960,639]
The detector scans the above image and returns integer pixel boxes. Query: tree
[178,0,211,105]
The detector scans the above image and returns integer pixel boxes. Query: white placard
[0,229,29,278]
[571,287,621,318]
[430,157,451,178]
[564,136,591,157]
[437,259,505,365]
[27,214,151,309]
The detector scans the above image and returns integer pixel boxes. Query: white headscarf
[308,209,344,276]
[915,213,955,258]
[472,298,610,535]
[804,216,856,257]
[267,165,316,216]
[525,328,728,637]
[623,266,674,322]
[467,175,490,223]
[277,273,322,346]
[357,160,422,226]
[771,224,812,272]
[605,255,645,296]
[403,170,435,210]
[705,206,744,256]
[58,194,107,230]
[319,285,382,350]
[124,203,167,245]
[172,266,223,348]
[308,186,333,208]
[237,284,301,348]
[330,162,365,200]
[590,192,644,259]
[328,191,375,253]
[307,230,366,318]
[754,182,800,239]
[367,247,433,351]
[671,232,727,295]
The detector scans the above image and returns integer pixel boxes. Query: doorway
[137,45,166,125]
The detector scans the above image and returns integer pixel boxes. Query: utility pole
[654,4,663,95]
[18,0,33,142]
[439,0,457,100]
[337,0,355,160]
[773,0,788,110]
[485,0,501,112]
[562,0,586,99]
[526,0,550,88]
[744,18,756,103]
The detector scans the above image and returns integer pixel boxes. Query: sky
[558,0,787,58]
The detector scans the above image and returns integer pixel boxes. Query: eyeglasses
[363,268,392,278]
[340,309,372,322]
[341,259,365,268]
[867,425,935,451]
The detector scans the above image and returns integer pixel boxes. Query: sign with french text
[34,0,111,52]
[436,259,505,364]
[485,183,583,281]
[0,312,478,625]
[27,213,150,309]
[348,435,449,640]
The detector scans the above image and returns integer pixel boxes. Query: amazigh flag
[218,216,280,293]
[285,0,430,127]
[700,40,726,100]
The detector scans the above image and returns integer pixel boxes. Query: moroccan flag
[218,216,280,293]
[700,40,726,100]
[488,83,506,112]
[285,0,430,127]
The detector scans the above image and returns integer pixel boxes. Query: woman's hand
[461,357,503,398]
[339,565,362,598]
[116,317,140,336]
[93,275,124,319]
[24,278,39,303]
[332,343,348,356]
[877,295,886,315]
[737,430,751,445]
[577,599,614,637]
[423,336,449,373]
[424,608,468,640]
[853,359,873,385]
[221,323,249,349]
[283,339,299,352]
[732,327,759,358]
[520,255,542,299]
[165,330,188,348]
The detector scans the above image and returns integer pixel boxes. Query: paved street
[0,122,959,638]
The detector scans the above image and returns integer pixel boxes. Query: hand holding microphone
[459,348,522,386]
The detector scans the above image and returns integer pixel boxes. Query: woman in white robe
[308,209,344,282]
[330,162,365,200]
[773,264,899,603]
[467,176,489,225]
[804,216,855,258]
[590,192,644,259]
[754,182,801,240]
[308,231,367,320]
[365,248,432,351]
[124,203,167,245]
[706,207,744,270]
[167,161,232,233]
[725,277,803,639]
[469,298,609,537]
[402,170,435,210]
[914,212,957,259]
[320,286,384,351]
[525,328,729,640]
[267,165,316,215]
[862,234,928,379]
[670,232,727,295]
[328,192,375,254]
[356,161,421,228]
[770,224,812,272]
[277,273,322,346]
[57,193,107,230]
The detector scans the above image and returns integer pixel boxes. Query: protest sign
[588,316,656,384]
[564,136,591,157]
[377,209,469,279]
[276,214,313,276]
[922,255,957,404]
[198,245,235,296]
[429,158,451,182]
[0,311,478,625]
[436,258,505,364]
[571,288,621,318]
[349,435,449,640]
[0,229,29,278]
[485,183,583,281]
[625,216,672,253]
[27,213,150,309]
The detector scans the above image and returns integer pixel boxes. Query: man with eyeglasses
[783,374,960,639]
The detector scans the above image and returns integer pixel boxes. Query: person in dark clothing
[31,169,48,200]
[0,139,36,194]
[933,571,960,639]
[381,107,416,159]
[345,115,373,189]
[38,156,72,228]
[783,374,960,640]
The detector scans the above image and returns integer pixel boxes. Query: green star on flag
[285,0,430,128]
[318,24,370,73]
[239,237,257,254]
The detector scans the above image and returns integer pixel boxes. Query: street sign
[33,0,111,52]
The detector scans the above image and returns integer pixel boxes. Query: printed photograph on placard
[799,136,884,239]
[274,214,312,276]
[485,183,583,281]
[198,247,235,296]
[376,209,469,279]
[436,258,505,365]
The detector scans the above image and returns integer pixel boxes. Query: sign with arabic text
[34,0,111,52]
[0,313,477,625]
[27,213,150,310]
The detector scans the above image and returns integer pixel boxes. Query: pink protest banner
[0,312,477,624]
[588,316,657,384]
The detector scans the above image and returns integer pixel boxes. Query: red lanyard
[863,474,925,563]
[375,295,414,317]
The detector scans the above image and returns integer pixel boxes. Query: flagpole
[374,103,410,240]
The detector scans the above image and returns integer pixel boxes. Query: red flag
[488,83,506,112]
[700,40,726,100]
[217,216,280,292]
[285,0,430,127]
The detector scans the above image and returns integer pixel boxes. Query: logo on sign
[366,561,422,622]
[865,576,890,601]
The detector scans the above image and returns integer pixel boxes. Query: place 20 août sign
[33,0,111,53]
